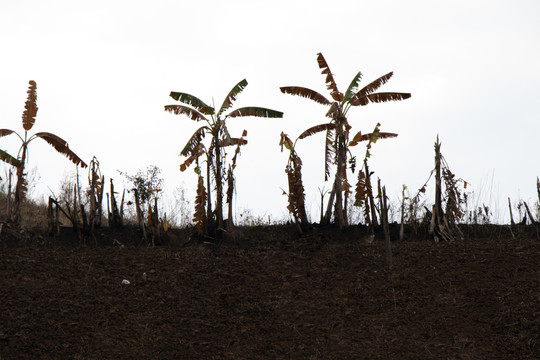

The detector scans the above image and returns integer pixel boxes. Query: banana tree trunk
[334,133,346,229]
[323,182,336,224]
[214,142,224,235]
[11,145,27,225]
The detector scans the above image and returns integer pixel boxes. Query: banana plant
[281,53,410,228]
[350,122,398,229]
[0,80,87,225]
[279,132,309,234]
[165,79,283,237]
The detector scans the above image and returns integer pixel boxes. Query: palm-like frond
[218,79,248,117]
[34,132,87,168]
[219,137,248,147]
[0,129,16,138]
[164,104,208,122]
[227,107,284,119]
[231,129,248,168]
[351,92,411,106]
[280,87,331,105]
[180,126,208,157]
[316,53,342,101]
[349,131,398,147]
[325,128,336,181]
[354,169,367,207]
[193,175,207,235]
[22,80,38,131]
[353,72,394,100]
[180,144,205,172]
[0,149,22,168]
[298,123,335,140]
[169,92,214,115]
[343,71,363,103]
[325,101,341,120]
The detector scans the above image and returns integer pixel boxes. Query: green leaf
[180,126,208,157]
[217,79,248,117]
[284,142,293,151]
[169,92,214,115]
[194,166,201,175]
[227,107,284,118]
[0,149,22,167]
[343,71,363,103]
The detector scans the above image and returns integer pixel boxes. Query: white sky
[1,0,539,223]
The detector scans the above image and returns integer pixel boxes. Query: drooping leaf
[351,92,411,106]
[230,130,248,169]
[324,128,336,181]
[164,104,208,122]
[219,137,248,147]
[220,123,233,146]
[349,130,398,147]
[0,129,16,138]
[193,175,207,235]
[349,131,368,147]
[33,132,87,168]
[341,164,351,194]
[218,79,248,117]
[0,149,22,168]
[280,86,331,105]
[15,167,28,201]
[354,169,367,207]
[298,123,335,140]
[227,107,284,119]
[22,80,38,131]
[373,132,398,140]
[180,144,205,172]
[316,53,342,101]
[285,151,308,226]
[343,71,363,103]
[180,126,208,157]
[169,92,214,115]
[325,101,341,119]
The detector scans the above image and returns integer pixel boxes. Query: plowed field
[1,226,538,359]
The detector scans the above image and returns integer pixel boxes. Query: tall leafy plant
[279,132,309,234]
[351,123,398,229]
[0,80,87,224]
[165,79,283,237]
[281,53,410,228]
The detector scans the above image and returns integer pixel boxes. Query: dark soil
[0,224,538,359]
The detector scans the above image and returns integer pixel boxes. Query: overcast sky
[1,0,539,224]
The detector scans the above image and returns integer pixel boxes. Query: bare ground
[0,225,538,359]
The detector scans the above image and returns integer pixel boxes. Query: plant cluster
[4,54,537,240]
[164,79,283,239]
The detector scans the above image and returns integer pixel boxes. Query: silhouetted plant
[119,165,163,243]
[0,80,87,225]
[165,79,283,239]
[279,132,309,234]
[351,122,398,230]
[281,53,410,228]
